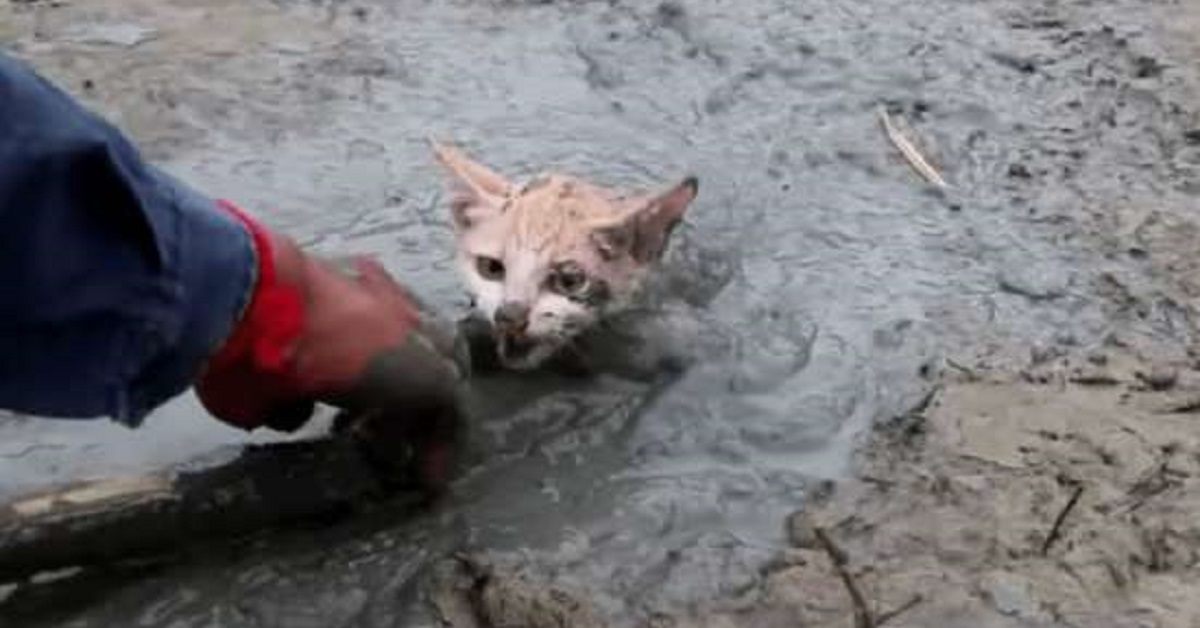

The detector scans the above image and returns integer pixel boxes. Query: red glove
[195,201,465,491]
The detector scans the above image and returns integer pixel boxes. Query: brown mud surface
[431,350,1200,627]
[693,355,1200,628]
[3,0,1200,626]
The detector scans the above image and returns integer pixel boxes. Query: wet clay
[2,0,1200,626]
[664,347,1200,627]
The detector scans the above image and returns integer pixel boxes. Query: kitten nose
[494,301,531,334]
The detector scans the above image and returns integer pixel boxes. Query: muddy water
[2,0,1197,625]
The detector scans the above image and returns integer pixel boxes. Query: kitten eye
[476,256,505,281]
[551,263,590,297]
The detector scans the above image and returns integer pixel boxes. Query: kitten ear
[430,140,513,231]
[592,176,698,263]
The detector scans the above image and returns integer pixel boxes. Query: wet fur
[432,141,697,371]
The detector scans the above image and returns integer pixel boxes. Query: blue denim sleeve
[0,51,255,425]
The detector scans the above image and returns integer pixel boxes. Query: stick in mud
[1157,395,1200,414]
[1040,484,1085,556]
[813,526,876,628]
[812,526,927,628]
[876,594,924,627]
[878,106,948,189]
[0,420,429,584]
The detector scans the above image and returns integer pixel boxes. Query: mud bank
[695,352,1200,627]
[427,348,1200,628]
[3,0,1200,626]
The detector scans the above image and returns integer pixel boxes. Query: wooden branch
[814,526,875,628]
[876,594,923,626]
[1040,484,1084,555]
[0,426,427,584]
[879,106,948,188]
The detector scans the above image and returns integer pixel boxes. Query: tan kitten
[431,141,698,371]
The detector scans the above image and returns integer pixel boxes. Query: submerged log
[0,424,428,584]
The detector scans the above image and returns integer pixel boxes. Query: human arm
[0,51,464,488]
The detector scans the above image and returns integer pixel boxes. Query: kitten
[432,141,697,371]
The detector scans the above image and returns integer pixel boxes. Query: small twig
[1118,461,1184,514]
[878,106,948,188]
[1040,484,1085,555]
[0,443,66,459]
[1067,373,1121,387]
[814,526,875,628]
[908,385,941,416]
[944,357,977,379]
[876,594,924,626]
[1157,395,1200,414]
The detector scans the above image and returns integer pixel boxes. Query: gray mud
[2,0,1199,626]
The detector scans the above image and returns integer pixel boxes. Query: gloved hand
[194,201,467,492]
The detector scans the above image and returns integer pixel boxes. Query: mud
[667,349,1200,628]
[2,0,1200,626]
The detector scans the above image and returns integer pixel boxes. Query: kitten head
[432,141,698,370]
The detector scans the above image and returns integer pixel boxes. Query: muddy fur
[433,141,697,371]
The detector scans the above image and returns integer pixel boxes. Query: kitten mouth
[495,333,554,370]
